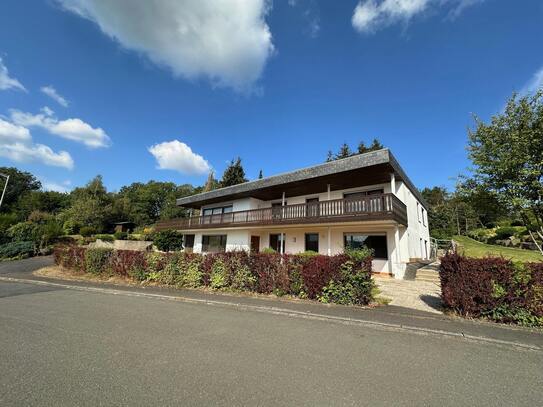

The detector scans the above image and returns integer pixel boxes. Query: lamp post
[0,173,9,208]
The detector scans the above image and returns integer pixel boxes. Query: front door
[306,197,319,217]
[250,236,260,253]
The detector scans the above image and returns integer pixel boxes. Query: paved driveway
[1,270,542,406]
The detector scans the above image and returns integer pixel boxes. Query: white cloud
[57,0,274,92]
[520,67,543,95]
[352,0,484,33]
[41,179,72,193]
[0,57,26,92]
[41,85,69,107]
[148,140,210,175]
[0,118,74,169]
[10,107,111,148]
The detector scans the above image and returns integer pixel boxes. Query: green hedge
[54,246,375,306]
[0,241,35,260]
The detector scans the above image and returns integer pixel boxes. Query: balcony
[156,193,407,231]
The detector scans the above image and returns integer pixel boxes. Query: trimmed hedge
[54,246,375,305]
[440,253,543,327]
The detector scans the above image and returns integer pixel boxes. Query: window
[202,235,227,253]
[422,207,426,226]
[269,234,285,253]
[202,205,233,216]
[344,234,388,259]
[306,197,319,217]
[184,234,195,252]
[344,189,384,213]
[305,233,319,252]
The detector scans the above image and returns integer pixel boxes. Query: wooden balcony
[156,194,407,231]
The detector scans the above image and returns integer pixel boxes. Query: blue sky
[0,0,542,193]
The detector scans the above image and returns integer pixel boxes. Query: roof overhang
[177,149,428,209]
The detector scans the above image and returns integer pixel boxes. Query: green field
[453,235,543,263]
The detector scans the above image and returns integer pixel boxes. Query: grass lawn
[453,235,543,263]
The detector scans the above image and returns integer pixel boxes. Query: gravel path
[375,276,442,314]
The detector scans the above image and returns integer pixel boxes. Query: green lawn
[453,235,543,263]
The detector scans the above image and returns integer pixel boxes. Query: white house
[157,149,430,279]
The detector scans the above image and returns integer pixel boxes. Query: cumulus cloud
[0,57,26,92]
[148,140,210,175]
[352,0,484,33]
[520,67,543,95]
[9,107,111,148]
[41,85,69,107]
[57,0,274,92]
[0,117,74,169]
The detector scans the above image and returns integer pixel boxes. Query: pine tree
[335,143,352,160]
[220,157,248,188]
[326,150,334,162]
[258,170,263,179]
[357,141,368,154]
[369,138,384,151]
[203,170,219,192]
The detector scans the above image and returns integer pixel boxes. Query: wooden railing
[156,194,408,231]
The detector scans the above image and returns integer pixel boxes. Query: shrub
[261,247,276,254]
[210,258,228,289]
[0,241,35,259]
[79,226,95,237]
[95,234,115,242]
[84,248,113,274]
[7,222,39,243]
[182,257,203,288]
[494,226,517,240]
[440,253,543,327]
[153,230,184,252]
[113,231,128,240]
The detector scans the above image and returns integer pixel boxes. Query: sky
[0,0,542,193]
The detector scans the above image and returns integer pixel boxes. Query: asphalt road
[1,273,542,407]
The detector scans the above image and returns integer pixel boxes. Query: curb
[0,275,540,352]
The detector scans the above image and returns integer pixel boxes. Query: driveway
[0,258,542,406]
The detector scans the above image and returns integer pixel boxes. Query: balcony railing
[156,193,407,231]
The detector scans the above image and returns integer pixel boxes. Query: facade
[157,149,430,279]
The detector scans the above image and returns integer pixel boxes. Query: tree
[203,170,219,192]
[258,169,263,179]
[0,167,41,213]
[369,138,384,151]
[220,157,248,187]
[468,90,543,253]
[326,150,334,162]
[357,141,368,154]
[335,143,352,160]
[16,191,70,220]
[61,175,113,233]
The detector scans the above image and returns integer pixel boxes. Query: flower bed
[53,246,375,305]
[440,253,543,327]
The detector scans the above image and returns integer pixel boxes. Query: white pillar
[280,191,285,255]
[327,184,331,200]
[327,227,331,255]
[390,172,396,195]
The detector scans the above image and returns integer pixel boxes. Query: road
[0,258,542,406]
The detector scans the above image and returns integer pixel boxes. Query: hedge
[54,246,375,305]
[0,241,35,260]
[440,253,543,327]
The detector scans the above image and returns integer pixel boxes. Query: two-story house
[156,149,430,279]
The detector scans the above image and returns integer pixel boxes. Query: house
[156,149,430,279]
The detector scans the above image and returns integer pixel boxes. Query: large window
[305,233,319,252]
[269,234,285,253]
[202,235,227,253]
[184,234,195,253]
[202,205,233,216]
[344,234,388,259]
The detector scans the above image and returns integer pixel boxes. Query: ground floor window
[202,235,227,253]
[344,234,388,259]
[305,233,319,252]
[184,234,195,253]
[269,233,285,253]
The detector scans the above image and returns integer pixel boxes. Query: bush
[95,234,115,242]
[0,241,35,259]
[84,248,113,275]
[54,248,376,305]
[440,253,543,327]
[153,230,184,252]
[79,226,95,237]
[494,226,517,240]
[113,231,128,240]
[7,222,39,243]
